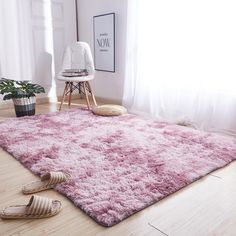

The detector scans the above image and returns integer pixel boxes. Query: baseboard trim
[95,96,122,105]
[0,95,122,110]
[0,101,14,110]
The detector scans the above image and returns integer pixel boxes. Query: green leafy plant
[0,78,45,100]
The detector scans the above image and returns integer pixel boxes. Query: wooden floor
[0,100,236,236]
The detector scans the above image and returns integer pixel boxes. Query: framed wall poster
[93,13,115,72]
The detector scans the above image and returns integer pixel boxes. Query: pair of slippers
[0,171,70,219]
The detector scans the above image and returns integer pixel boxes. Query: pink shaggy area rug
[0,109,236,226]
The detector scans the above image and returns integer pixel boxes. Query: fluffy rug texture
[0,109,236,226]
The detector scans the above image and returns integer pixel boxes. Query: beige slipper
[0,195,62,219]
[22,171,70,194]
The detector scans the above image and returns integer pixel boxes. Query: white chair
[57,42,97,110]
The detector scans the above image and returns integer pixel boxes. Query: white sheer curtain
[123,0,236,135]
[0,0,32,81]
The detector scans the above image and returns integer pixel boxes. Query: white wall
[0,0,77,107]
[0,1,127,107]
[77,0,127,103]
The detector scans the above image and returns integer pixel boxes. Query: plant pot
[13,97,36,117]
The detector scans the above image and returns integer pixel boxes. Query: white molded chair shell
[57,42,97,110]
[57,42,95,82]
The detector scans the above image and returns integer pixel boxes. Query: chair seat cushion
[57,74,94,82]
[92,105,127,116]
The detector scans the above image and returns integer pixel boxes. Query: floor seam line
[209,174,222,179]
[148,222,169,236]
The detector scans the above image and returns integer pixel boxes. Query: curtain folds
[0,0,32,81]
[123,0,236,135]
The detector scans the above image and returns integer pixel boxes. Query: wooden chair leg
[86,81,97,106]
[59,82,69,111]
[82,82,91,110]
[68,82,73,107]
[78,83,83,99]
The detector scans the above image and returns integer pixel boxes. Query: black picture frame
[93,13,115,72]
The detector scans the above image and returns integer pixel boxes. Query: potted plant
[0,78,45,117]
